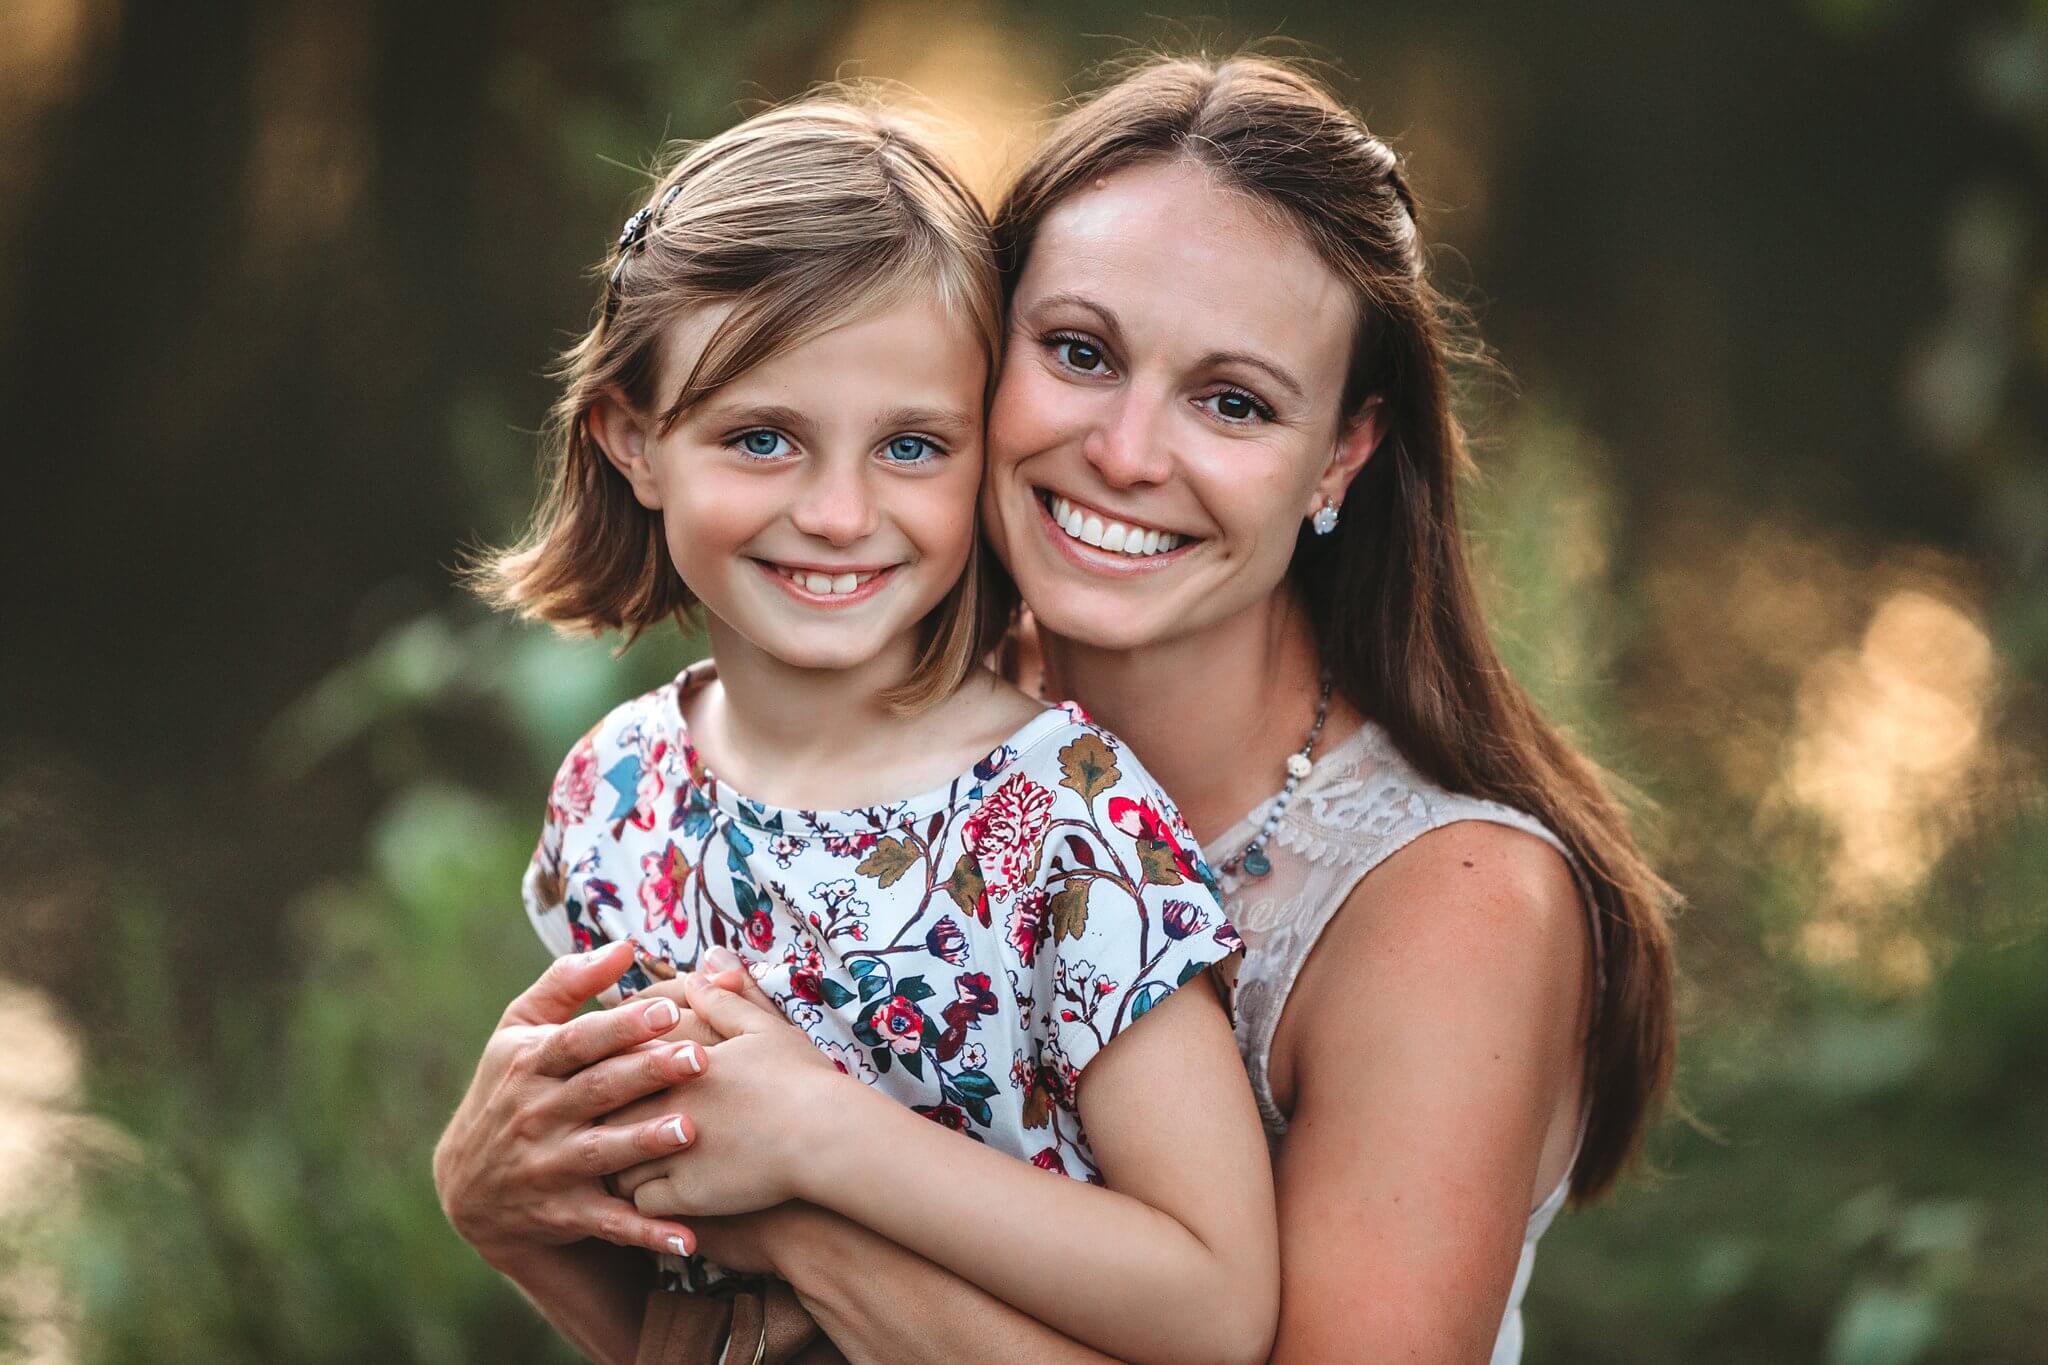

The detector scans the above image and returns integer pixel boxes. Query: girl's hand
[605,949,848,1219]
[432,941,716,1270]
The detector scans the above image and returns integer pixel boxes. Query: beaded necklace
[1216,673,1333,880]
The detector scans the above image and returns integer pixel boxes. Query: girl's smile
[751,558,899,604]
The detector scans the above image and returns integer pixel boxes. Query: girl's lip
[1030,487,1196,576]
[751,559,898,607]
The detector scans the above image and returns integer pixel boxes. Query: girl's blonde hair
[476,90,1012,710]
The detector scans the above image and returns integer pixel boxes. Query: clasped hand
[606,948,849,1221]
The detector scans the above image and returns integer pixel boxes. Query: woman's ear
[587,390,664,510]
[1308,395,1389,515]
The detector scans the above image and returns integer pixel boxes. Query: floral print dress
[522,664,1242,1290]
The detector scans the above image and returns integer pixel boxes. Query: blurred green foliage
[2,1,2044,1362]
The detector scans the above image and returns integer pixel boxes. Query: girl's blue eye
[736,430,791,459]
[885,434,940,463]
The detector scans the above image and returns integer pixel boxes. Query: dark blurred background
[2,2,2044,1361]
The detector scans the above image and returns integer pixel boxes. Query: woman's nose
[789,462,881,547]
[1081,387,1173,489]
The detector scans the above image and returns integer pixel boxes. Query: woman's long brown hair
[993,53,1677,1202]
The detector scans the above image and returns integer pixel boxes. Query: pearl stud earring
[1310,498,1340,536]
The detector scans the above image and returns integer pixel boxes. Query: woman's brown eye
[1217,393,1253,420]
[1058,339,1103,371]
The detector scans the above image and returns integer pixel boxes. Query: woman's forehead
[1021,159,1354,367]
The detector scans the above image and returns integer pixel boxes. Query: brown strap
[635,1288,731,1365]
[633,1283,823,1365]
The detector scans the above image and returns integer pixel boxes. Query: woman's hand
[432,940,717,1271]
[605,948,849,1220]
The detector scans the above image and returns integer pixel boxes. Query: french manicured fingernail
[663,1116,689,1148]
[643,998,679,1030]
[668,1235,690,1256]
[702,946,741,973]
[669,1042,703,1075]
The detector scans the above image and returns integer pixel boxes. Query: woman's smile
[1032,488,1200,576]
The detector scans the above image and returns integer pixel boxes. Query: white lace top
[1207,718,1599,1365]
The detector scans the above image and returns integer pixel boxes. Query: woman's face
[982,157,1376,652]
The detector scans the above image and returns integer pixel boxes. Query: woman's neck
[1041,589,1343,844]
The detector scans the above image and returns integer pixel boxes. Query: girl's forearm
[775,1209,1120,1365]
[796,1083,1245,1364]
[493,1239,656,1365]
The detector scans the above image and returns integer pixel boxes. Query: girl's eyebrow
[699,401,810,431]
[879,406,977,438]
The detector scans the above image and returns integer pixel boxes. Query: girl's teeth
[1047,495,1183,558]
[787,568,875,596]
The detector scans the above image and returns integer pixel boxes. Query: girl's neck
[688,617,1039,810]
[1040,588,1346,844]
[690,618,915,802]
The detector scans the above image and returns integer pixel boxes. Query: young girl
[478,94,1278,1365]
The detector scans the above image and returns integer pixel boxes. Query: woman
[434,53,1676,1363]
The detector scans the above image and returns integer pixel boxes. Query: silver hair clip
[607,182,687,292]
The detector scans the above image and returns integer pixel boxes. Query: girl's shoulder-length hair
[472,87,1014,713]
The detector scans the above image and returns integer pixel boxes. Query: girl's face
[982,158,1382,651]
[595,293,987,677]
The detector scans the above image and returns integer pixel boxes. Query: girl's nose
[789,462,881,547]
[1080,387,1173,489]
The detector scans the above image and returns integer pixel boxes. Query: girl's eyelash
[726,428,794,459]
[882,433,947,463]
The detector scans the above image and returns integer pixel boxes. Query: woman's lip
[1035,487,1185,541]
[1030,488,1194,576]
[750,559,898,606]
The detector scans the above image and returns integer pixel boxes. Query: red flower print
[821,830,879,859]
[550,734,599,824]
[1031,1148,1068,1175]
[1161,899,1208,941]
[1214,920,1245,954]
[744,908,774,951]
[916,1103,970,1132]
[1106,795,1200,880]
[954,972,999,1016]
[961,774,1054,901]
[872,995,926,1055]
[630,738,670,830]
[925,916,969,965]
[1007,888,1048,966]
[639,843,690,936]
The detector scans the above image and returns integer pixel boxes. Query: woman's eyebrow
[1196,349,1307,405]
[1026,291,1124,340]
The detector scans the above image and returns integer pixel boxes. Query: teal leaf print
[1176,959,1205,987]
[1129,982,1167,1020]
[602,755,641,821]
[850,958,879,980]
[820,978,854,1008]
[857,972,888,1003]
[951,1069,998,1101]
[899,1048,925,1081]
[895,975,936,1003]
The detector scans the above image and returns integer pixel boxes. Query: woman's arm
[432,943,720,1362]
[1265,822,1590,1363]
[621,968,1277,1365]
[693,1204,1118,1365]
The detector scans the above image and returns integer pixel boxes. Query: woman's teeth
[1047,495,1183,557]
[778,566,878,596]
